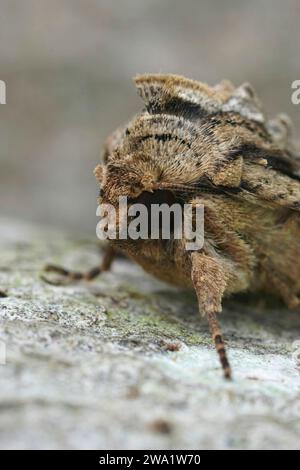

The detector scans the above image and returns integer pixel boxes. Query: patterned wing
[134,74,300,209]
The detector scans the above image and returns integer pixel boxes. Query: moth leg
[266,271,300,311]
[41,245,116,286]
[190,251,232,380]
[275,281,300,311]
[258,255,300,310]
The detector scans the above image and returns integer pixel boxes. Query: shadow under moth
[44,74,300,379]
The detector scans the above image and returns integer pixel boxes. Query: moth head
[94,153,178,246]
[94,155,163,207]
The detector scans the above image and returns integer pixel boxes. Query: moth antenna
[207,311,232,380]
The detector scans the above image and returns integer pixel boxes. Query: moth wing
[133,74,300,210]
[134,73,233,119]
[221,83,265,123]
[223,139,300,211]
[237,160,300,211]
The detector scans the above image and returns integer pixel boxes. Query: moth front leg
[41,245,116,286]
[190,251,232,379]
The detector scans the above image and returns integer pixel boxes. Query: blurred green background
[0,0,299,235]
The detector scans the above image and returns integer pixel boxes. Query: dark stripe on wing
[145,95,209,121]
[129,132,192,150]
[228,143,300,180]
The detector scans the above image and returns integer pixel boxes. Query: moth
[44,74,300,379]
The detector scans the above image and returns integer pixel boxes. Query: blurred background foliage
[0,0,299,234]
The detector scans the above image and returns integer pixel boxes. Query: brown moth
[44,74,300,379]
